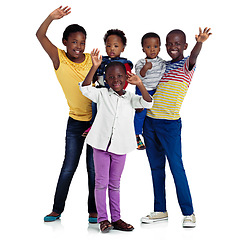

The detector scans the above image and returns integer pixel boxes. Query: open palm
[50,6,71,20]
[91,49,102,67]
[195,27,212,43]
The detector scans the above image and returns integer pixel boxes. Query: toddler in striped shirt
[134,32,166,150]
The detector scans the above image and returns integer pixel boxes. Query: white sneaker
[182,214,196,228]
[141,211,168,223]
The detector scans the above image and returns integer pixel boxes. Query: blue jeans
[143,117,194,216]
[52,117,97,214]
[134,87,156,135]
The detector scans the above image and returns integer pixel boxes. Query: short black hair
[167,29,186,43]
[62,24,87,42]
[103,29,127,47]
[141,32,161,47]
[105,62,126,75]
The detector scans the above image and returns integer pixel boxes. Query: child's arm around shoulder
[36,6,71,70]
[189,27,212,70]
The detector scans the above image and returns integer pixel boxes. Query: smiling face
[105,65,126,96]
[142,37,160,59]
[105,35,125,58]
[166,32,188,62]
[63,32,86,63]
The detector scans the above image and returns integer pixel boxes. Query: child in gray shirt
[134,32,166,150]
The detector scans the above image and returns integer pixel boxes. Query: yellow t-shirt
[55,49,92,121]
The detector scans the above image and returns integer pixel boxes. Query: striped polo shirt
[147,57,196,120]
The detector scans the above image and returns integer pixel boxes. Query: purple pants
[93,148,126,223]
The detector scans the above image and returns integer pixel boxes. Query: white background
[1,0,239,239]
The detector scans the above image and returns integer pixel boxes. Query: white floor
[2,148,239,240]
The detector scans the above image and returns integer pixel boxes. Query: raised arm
[82,49,102,86]
[189,27,212,70]
[127,72,152,102]
[36,6,71,70]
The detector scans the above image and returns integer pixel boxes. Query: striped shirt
[147,57,196,120]
[135,56,166,91]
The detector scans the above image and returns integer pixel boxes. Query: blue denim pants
[52,117,97,214]
[143,117,194,216]
[134,87,156,135]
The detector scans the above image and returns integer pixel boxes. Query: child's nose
[113,77,119,82]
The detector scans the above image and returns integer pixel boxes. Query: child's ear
[121,47,125,53]
[184,43,188,50]
[62,39,67,46]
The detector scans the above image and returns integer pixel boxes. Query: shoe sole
[101,225,114,233]
[183,222,196,228]
[141,217,168,224]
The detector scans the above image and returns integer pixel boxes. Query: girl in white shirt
[79,49,153,233]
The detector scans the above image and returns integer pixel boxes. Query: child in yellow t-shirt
[36,6,97,223]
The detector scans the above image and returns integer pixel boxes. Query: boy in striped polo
[141,27,212,227]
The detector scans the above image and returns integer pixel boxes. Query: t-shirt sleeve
[184,57,196,75]
[135,59,144,77]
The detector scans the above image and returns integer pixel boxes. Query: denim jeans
[134,87,156,135]
[52,117,97,214]
[143,117,194,216]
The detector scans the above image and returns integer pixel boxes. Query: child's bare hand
[145,59,152,70]
[91,49,102,68]
[195,27,212,43]
[127,72,142,86]
[50,6,71,20]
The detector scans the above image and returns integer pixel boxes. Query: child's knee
[95,176,109,190]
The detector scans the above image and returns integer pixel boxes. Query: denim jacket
[97,56,133,77]
[94,56,133,88]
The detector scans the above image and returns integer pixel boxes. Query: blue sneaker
[44,214,61,222]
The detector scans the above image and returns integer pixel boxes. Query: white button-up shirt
[79,83,153,155]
